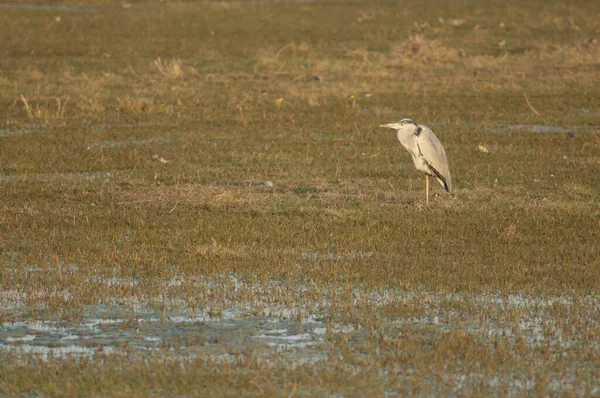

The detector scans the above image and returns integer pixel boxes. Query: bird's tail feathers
[432,169,451,193]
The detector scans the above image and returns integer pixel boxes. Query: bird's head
[379,118,418,133]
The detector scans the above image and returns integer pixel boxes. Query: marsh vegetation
[1,0,599,395]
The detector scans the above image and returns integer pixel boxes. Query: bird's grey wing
[415,125,452,192]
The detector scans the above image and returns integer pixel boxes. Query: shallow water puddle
[0,170,122,184]
[0,303,333,363]
[488,123,599,134]
[297,248,372,261]
[86,138,172,150]
[0,3,101,12]
[2,274,599,373]
[2,283,599,367]
[0,123,42,138]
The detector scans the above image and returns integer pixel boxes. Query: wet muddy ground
[3,274,599,382]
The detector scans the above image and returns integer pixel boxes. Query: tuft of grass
[152,57,185,79]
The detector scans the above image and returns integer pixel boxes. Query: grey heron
[380,119,452,205]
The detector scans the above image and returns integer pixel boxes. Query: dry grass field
[1,0,599,396]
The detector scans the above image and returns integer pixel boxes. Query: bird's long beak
[380,123,401,129]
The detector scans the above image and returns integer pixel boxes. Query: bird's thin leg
[425,175,429,206]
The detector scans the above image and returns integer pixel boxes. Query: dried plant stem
[524,93,540,115]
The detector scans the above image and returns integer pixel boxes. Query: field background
[1,0,599,396]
